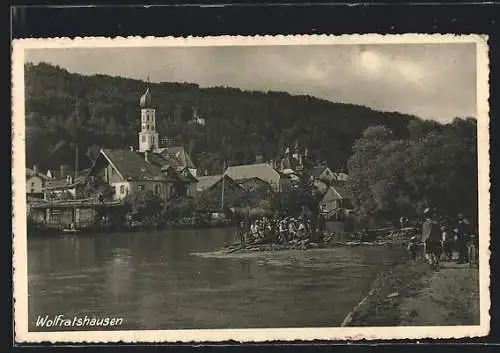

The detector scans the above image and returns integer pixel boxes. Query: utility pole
[74,144,79,179]
[221,160,225,213]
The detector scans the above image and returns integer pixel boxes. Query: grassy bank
[345,260,480,326]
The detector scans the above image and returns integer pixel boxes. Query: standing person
[456,214,471,264]
[441,225,453,262]
[279,220,287,244]
[298,219,306,239]
[407,236,419,261]
[421,208,442,270]
[238,220,246,248]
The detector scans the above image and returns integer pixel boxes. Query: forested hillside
[25,62,422,174]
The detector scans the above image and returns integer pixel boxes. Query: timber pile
[220,228,414,254]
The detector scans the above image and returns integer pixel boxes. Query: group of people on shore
[237,215,321,247]
[407,208,478,269]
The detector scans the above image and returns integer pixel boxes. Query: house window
[31,182,35,187]
[154,185,160,194]
[120,185,125,194]
[142,135,146,142]
[137,184,145,192]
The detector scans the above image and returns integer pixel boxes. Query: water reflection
[28,228,405,330]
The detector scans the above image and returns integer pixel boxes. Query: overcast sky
[25,43,476,122]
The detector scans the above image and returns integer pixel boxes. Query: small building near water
[26,166,49,199]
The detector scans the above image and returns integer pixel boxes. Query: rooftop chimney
[33,165,38,173]
[60,165,65,179]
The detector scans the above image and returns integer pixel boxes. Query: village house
[319,183,353,216]
[309,164,350,194]
[225,163,283,192]
[188,107,206,127]
[274,142,304,179]
[195,174,242,194]
[156,146,198,177]
[310,165,336,183]
[43,174,87,201]
[194,174,246,210]
[26,166,49,199]
[88,148,168,201]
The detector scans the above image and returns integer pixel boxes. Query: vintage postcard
[12,34,490,343]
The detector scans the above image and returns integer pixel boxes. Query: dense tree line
[347,118,478,226]
[26,62,418,175]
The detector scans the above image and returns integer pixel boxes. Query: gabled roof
[195,175,223,192]
[321,183,353,201]
[195,174,240,192]
[236,176,270,184]
[98,149,165,181]
[310,166,330,178]
[148,150,183,170]
[45,175,87,190]
[225,163,280,184]
[26,168,49,180]
[332,182,352,198]
[157,146,196,170]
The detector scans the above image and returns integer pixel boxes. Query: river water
[28,228,406,331]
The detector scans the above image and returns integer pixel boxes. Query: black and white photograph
[12,35,490,342]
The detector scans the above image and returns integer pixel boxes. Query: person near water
[421,208,442,269]
[441,225,453,261]
[279,220,287,244]
[238,220,246,247]
[298,220,306,239]
[407,236,419,261]
[456,214,472,264]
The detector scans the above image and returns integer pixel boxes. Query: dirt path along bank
[346,261,480,327]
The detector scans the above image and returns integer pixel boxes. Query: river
[28,227,406,331]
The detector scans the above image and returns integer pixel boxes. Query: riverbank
[343,260,480,327]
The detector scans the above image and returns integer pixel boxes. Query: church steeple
[138,82,159,153]
[139,87,153,109]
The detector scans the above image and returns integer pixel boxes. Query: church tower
[138,85,159,153]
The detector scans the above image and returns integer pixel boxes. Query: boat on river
[62,228,80,235]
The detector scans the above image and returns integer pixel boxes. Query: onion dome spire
[140,77,153,109]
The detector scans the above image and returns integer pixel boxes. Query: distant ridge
[25,62,422,174]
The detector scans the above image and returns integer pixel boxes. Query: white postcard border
[12,34,491,343]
